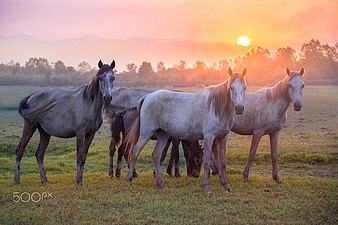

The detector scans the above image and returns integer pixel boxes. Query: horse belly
[39,110,77,138]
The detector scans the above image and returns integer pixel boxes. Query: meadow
[0,85,337,224]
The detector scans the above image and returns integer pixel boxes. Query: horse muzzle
[235,105,244,115]
[294,103,302,111]
[103,95,112,105]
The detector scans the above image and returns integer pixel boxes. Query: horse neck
[83,77,104,114]
[267,78,291,113]
[207,81,233,121]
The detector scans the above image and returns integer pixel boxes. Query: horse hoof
[274,177,282,184]
[41,178,47,185]
[202,185,211,194]
[243,178,249,183]
[76,180,83,186]
[224,185,232,192]
[14,178,20,185]
[157,183,166,189]
[175,173,181,178]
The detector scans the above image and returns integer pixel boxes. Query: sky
[0,0,337,47]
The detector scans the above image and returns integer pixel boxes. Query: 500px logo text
[13,192,53,203]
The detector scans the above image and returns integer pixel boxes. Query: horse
[211,67,305,183]
[104,88,203,178]
[14,60,116,186]
[124,68,247,193]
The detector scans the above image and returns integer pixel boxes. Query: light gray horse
[14,60,116,185]
[124,68,247,193]
[105,88,203,179]
[212,67,305,183]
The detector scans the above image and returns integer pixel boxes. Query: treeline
[1,39,337,87]
[0,59,96,86]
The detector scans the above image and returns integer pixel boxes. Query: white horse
[124,68,247,193]
[212,67,305,183]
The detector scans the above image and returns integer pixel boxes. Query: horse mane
[83,64,112,101]
[207,80,231,120]
[266,74,298,102]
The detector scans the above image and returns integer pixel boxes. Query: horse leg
[243,133,262,182]
[211,140,220,176]
[172,139,180,178]
[201,136,215,194]
[35,127,51,185]
[270,131,282,184]
[116,143,126,178]
[14,120,36,184]
[108,138,116,177]
[152,133,170,189]
[76,133,95,186]
[216,136,231,191]
[127,134,151,184]
[159,139,171,176]
[182,141,191,176]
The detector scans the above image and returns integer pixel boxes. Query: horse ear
[111,60,115,69]
[242,67,247,77]
[299,67,305,76]
[228,68,233,77]
[98,60,103,69]
[286,67,291,76]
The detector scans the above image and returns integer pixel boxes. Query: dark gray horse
[14,60,116,185]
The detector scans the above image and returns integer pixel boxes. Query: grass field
[0,85,337,224]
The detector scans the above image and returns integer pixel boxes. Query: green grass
[0,85,337,224]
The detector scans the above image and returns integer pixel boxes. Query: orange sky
[1,0,337,47]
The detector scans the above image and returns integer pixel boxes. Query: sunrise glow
[237,36,250,47]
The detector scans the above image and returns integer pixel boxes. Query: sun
[237,36,250,47]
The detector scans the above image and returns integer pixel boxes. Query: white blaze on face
[288,75,304,111]
[99,71,115,104]
[230,77,247,114]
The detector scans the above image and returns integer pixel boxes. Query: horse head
[228,67,247,115]
[286,67,305,111]
[97,60,116,105]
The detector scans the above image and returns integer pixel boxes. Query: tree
[138,61,154,77]
[77,61,92,73]
[24,57,52,82]
[193,60,206,72]
[218,59,229,72]
[177,60,187,71]
[275,47,296,68]
[53,60,67,75]
[156,61,166,73]
[126,63,137,75]
[299,39,338,80]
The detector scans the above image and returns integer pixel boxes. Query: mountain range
[0,34,252,71]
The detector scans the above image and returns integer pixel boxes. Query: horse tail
[18,95,31,118]
[110,111,126,147]
[124,97,145,163]
[18,94,58,125]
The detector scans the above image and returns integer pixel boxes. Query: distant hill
[0,34,251,71]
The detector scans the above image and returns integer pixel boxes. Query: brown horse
[14,60,116,185]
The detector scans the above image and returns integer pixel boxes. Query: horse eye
[301,84,304,89]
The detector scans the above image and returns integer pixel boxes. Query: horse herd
[14,60,305,193]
